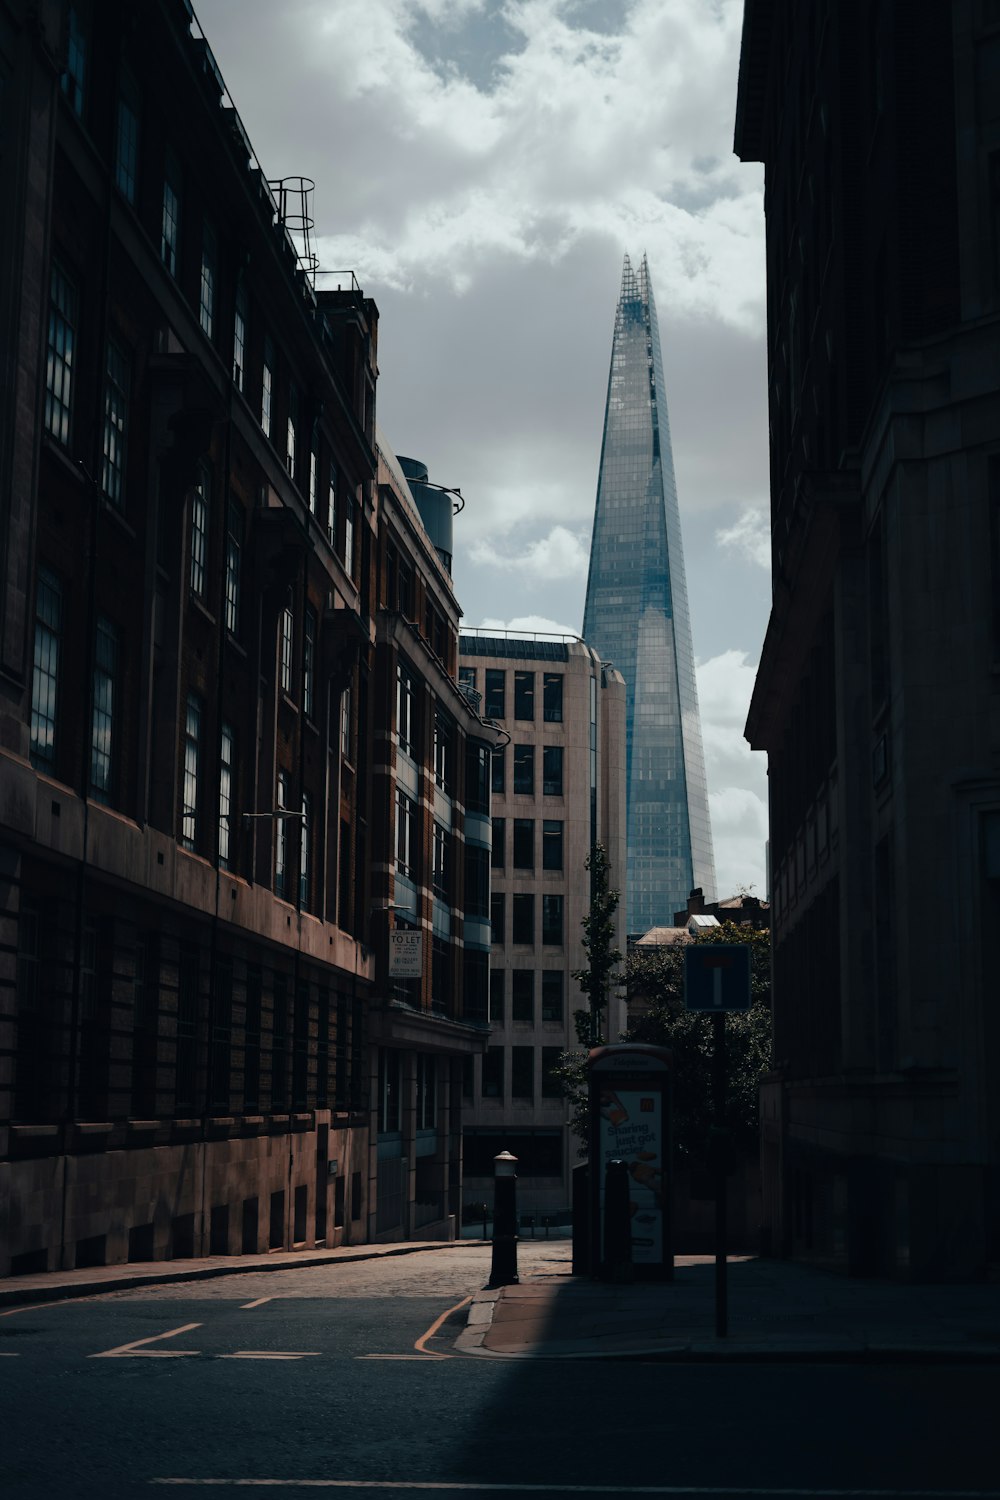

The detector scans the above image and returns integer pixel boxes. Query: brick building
[0,0,493,1273]
[735,0,1000,1277]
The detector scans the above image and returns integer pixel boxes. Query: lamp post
[488,1150,519,1287]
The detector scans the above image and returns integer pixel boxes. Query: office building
[582,255,716,934]
[457,635,626,1215]
[736,0,1000,1276]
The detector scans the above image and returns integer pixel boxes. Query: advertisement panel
[598,1086,665,1263]
[389,930,423,978]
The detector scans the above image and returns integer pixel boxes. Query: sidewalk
[0,1239,467,1308]
[456,1253,1000,1362]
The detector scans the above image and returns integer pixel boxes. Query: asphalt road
[2,1243,998,1500]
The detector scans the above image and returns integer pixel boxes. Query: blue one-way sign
[684,944,752,1012]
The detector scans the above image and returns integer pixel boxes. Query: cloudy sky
[194,0,771,901]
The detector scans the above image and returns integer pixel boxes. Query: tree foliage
[557,920,772,1164]
[570,843,623,1048]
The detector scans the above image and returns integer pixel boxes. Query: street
[1,1244,997,1499]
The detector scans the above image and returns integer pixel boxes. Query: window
[101,339,128,507]
[484,668,504,719]
[199,220,216,340]
[491,746,505,794]
[340,683,352,760]
[458,665,476,691]
[286,383,298,480]
[543,745,564,796]
[344,496,355,574]
[328,463,338,547]
[89,617,117,802]
[225,499,242,635]
[542,820,563,871]
[189,467,209,596]
[114,91,139,203]
[181,695,201,849]
[433,710,453,793]
[541,1046,562,1098]
[30,568,61,769]
[512,893,534,945]
[432,822,450,900]
[491,817,505,870]
[279,597,294,695]
[395,791,415,879]
[490,892,505,947]
[61,4,86,116]
[541,970,563,1023]
[303,606,316,719]
[466,741,490,815]
[262,335,274,438]
[161,154,180,276]
[542,894,563,946]
[431,936,452,1014]
[543,673,563,722]
[396,663,415,757]
[299,793,311,908]
[309,442,318,515]
[513,745,535,796]
[233,278,247,391]
[275,771,290,898]
[489,969,504,1024]
[511,1046,533,1100]
[465,844,489,920]
[514,671,534,720]
[45,264,77,446]
[512,969,533,1023]
[219,722,234,869]
[482,1046,504,1099]
[513,819,534,870]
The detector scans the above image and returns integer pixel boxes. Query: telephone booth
[587,1043,673,1281]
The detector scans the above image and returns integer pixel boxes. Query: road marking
[220,1351,321,1361]
[413,1294,472,1356]
[91,1322,202,1358]
[149,1484,1000,1495]
[240,1297,274,1310]
[0,1351,21,1356]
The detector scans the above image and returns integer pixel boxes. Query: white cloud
[468,613,581,636]
[468,525,589,579]
[716,505,771,570]
[708,785,769,899]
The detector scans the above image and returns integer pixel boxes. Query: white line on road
[0,1351,21,1356]
[240,1298,274,1310]
[356,1354,448,1361]
[91,1322,202,1358]
[147,1484,1000,1496]
[220,1352,321,1361]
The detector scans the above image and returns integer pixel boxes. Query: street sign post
[684,943,752,1338]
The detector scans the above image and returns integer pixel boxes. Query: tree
[571,843,623,1048]
[627,922,772,1162]
[557,919,772,1162]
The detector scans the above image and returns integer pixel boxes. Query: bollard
[488,1150,519,1288]
[603,1158,633,1283]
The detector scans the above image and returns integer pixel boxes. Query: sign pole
[712,1011,727,1338]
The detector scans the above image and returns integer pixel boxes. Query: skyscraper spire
[583,255,716,932]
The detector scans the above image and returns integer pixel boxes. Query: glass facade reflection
[583,254,716,931]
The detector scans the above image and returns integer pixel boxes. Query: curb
[456,1290,1000,1365]
[0,1239,479,1309]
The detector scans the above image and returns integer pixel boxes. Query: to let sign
[389,930,423,978]
[684,944,752,1012]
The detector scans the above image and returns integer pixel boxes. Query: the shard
[582,254,716,932]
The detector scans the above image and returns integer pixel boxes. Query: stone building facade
[457,635,626,1216]
[736,0,1000,1277]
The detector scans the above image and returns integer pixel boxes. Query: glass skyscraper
[582,254,716,932]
